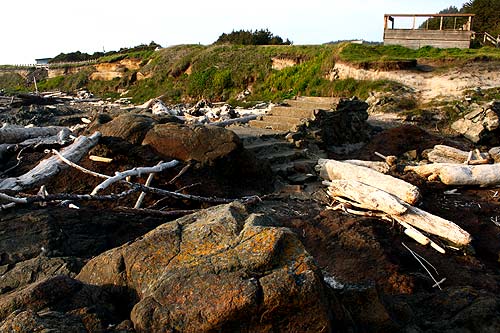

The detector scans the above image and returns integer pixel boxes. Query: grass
[3,42,499,104]
[0,73,30,93]
[338,43,500,64]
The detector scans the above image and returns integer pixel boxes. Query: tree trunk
[405,163,500,186]
[317,159,421,205]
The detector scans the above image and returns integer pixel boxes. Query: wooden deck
[383,13,475,49]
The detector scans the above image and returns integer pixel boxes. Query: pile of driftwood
[0,125,255,213]
[316,158,472,253]
[406,144,500,186]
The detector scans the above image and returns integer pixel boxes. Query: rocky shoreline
[1,92,500,332]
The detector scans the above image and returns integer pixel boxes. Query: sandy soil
[334,61,500,102]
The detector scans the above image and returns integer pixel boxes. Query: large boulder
[77,202,333,332]
[452,101,500,144]
[97,114,157,145]
[142,123,242,164]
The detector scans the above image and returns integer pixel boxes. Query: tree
[419,6,463,30]
[461,0,500,36]
[214,29,292,45]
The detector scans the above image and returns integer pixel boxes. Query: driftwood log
[392,204,471,246]
[0,128,73,159]
[210,115,258,127]
[91,160,180,195]
[427,145,490,165]
[324,179,471,247]
[0,125,69,144]
[0,132,101,191]
[489,147,500,163]
[317,159,421,205]
[405,163,500,186]
[325,180,407,215]
[341,160,390,174]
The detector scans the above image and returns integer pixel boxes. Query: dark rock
[0,256,83,295]
[0,309,87,333]
[307,97,371,149]
[337,284,398,332]
[0,275,130,331]
[77,202,334,332]
[386,286,500,332]
[96,114,157,145]
[0,104,84,127]
[0,275,82,321]
[142,123,242,164]
[0,207,168,266]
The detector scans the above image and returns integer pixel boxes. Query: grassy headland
[2,43,500,104]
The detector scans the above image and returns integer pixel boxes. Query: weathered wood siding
[384,29,472,49]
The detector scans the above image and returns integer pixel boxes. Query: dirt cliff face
[89,58,142,81]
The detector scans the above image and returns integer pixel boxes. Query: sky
[1,0,467,65]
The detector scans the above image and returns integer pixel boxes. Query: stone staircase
[229,96,370,186]
[248,97,339,132]
[229,125,326,186]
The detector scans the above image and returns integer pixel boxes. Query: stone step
[260,149,307,164]
[261,115,304,126]
[244,139,294,155]
[229,126,286,144]
[285,97,339,108]
[269,107,317,119]
[271,158,318,175]
[248,120,299,132]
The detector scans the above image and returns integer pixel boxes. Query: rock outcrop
[0,207,167,266]
[452,101,500,144]
[142,123,242,164]
[308,97,371,148]
[77,202,333,332]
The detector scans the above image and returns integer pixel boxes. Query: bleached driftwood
[392,205,471,246]
[374,152,397,166]
[317,159,421,205]
[0,128,73,158]
[89,155,113,163]
[489,147,500,163]
[342,160,390,174]
[210,115,258,127]
[47,152,244,205]
[0,125,69,144]
[91,160,180,195]
[405,163,500,186]
[324,180,407,215]
[427,145,490,165]
[0,132,101,191]
[325,179,471,246]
